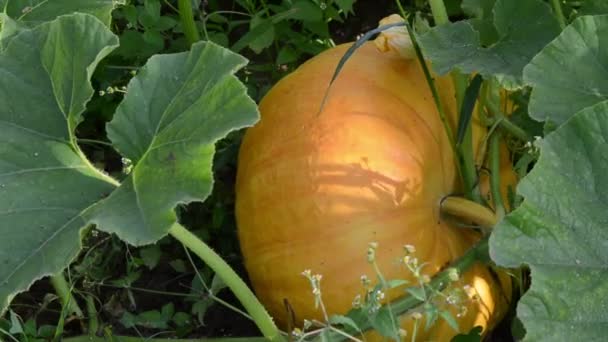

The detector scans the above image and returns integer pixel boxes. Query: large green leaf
[0,0,117,49]
[461,0,497,45]
[523,15,608,126]
[490,101,608,340]
[579,1,608,15]
[0,13,259,314]
[417,0,560,88]
[3,0,116,26]
[86,41,259,245]
[0,14,118,314]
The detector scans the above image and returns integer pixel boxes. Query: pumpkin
[235,22,513,340]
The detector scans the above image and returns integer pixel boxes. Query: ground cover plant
[0,0,607,341]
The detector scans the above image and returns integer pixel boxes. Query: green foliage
[523,14,608,126]
[417,0,561,88]
[2,0,117,26]
[87,40,259,245]
[112,0,183,60]
[12,0,608,341]
[0,7,259,321]
[0,13,119,315]
[490,101,608,341]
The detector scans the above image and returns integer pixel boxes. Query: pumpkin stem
[489,131,506,219]
[440,196,498,228]
[169,223,284,342]
[178,0,201,46]
[50,273,84,318]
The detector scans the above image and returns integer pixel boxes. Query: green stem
[483,93,531,142]
[499,117,530,142]
[49,273,84,318]
[441,196,498,228]
[168,223,283,342]
[427,0,480,202]
[178,0,201,46]
[428,0,449,25]
[551,0,567,29]
[457,126,483,203]
[397,6,455,153]
[489,131,506,219]
[85,294,99,336]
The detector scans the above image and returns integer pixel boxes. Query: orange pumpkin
[235,31,512,340]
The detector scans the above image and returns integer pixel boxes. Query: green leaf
[290,0,323,22]
[406,287,427,301]
[385,279,408,289]
[334,0,355,15]
[172,311,191,327]
[8,311,22,335]
[328,314,361,333]
[0,13,118,315]
[230,10,293,53]
[579,1,608,15]
[139,244,162,269]
[490,101,608,341]
[209,273,227,294]
[161,302,175,321]
[439,310,459,332]
[114,30,161,60]
[1,0,116,49]
[418,0,560,88]
[523,15,608,126]
[0,14,25,48]
[4,0,116,26]
[451,326,482,342]
[86,40,258,245]
[247,14,274,54]
[142,29,164,51]
[461,0,498,45]
[139,0,161,29]
[118,4,138,25]
[369,306,400,340]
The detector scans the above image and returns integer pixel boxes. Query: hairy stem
[395,2,455,152]
[441,196,498,228]
[427,0,480,202]
[85,294,99,336]
[489,131,506,219]
[428,0,449,25]
[551,0,567,29]
[457,132,483,203]
[168,223,283,342]
[178,0,201,46]
[49,273,83,318]
[499,117,530,142]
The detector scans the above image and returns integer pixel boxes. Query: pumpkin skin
[235,42,511,340]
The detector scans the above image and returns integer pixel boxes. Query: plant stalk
[440,196,498,228]
[489,131,506,219]
[49,273,84,318]
[168,223,283,342]
[323,236,491,341]
[427,0,481,203]
[499,117,530,142]
[85,294,99,336]
[428,0,449,25]
[551,0,567,29]
[178,0,201,46]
